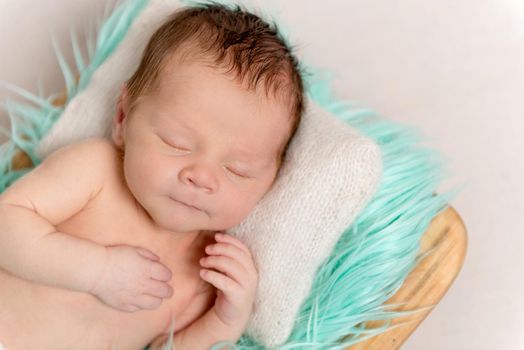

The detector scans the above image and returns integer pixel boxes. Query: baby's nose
[180,166,218,193]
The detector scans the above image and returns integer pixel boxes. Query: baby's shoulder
[0,137,121,225]
[49,137,117,160]
[69,137,119,158]
[59,137,121,171]
[43,137,123,190]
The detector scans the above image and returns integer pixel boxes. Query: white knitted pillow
[36,0,383,347]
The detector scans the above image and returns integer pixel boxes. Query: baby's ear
[111,85,130,149]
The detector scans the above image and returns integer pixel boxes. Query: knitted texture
[229,99,382,346]
[34,1,382,345]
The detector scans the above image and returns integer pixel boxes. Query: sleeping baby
[0,3,304,349]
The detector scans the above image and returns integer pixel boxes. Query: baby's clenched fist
[89,245,173,312]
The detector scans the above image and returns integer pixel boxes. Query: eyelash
[161,138,250,178]
[226,167,249,178]
[161,138,190,152]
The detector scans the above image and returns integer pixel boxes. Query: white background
[1,0,523,349]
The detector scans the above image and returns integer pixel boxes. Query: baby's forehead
[159,46,294,105]
[155,62,290,117]
[144,52,293,154]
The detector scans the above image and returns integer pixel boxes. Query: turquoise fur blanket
[0,0,457,348]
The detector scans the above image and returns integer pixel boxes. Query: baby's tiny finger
[147,280,173,299]
[135,294,162,310]
[121,303,140,313]
[135,247,160,261]
[200,269,238,293]
[150,262,172,282]
[205,243,256,276]
[200,255,245,285]
[215,233,251,257]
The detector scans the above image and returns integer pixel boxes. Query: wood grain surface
[346,206,468,349]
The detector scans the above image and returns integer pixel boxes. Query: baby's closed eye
[225,166,251,178]
[159,136,191,153]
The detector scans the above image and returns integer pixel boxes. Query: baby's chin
[150,211,215,235]
[164,219,240,234]
[147,202,247,234]
[155,213,207,234]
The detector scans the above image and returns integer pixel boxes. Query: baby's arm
[150,307,244,350]
[149,233,258,350]
[0,138,172,311]
[0,139,111,292]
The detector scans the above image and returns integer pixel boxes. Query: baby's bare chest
[55,164,215,327]
[56,169,152,247]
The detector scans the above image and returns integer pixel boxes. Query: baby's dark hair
[125,1,305,166]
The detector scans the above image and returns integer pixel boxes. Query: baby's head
[112,3,305,234]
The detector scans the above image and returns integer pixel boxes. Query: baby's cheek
[216,197,256,229]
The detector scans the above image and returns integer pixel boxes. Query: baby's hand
[89,245,173,312]
[199,232,258,330]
